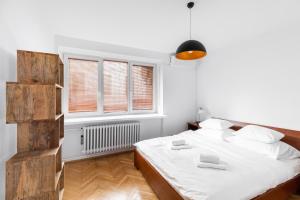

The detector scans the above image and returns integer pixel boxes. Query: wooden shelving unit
[6,50,64,200]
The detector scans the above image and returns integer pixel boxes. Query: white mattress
[135,129,300,200]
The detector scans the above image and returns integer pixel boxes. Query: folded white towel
[197,161,228,170]
[172,139,186,146]
[200,153,220,164]
[171,144,192,150]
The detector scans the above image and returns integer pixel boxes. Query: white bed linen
[135,129,300,200]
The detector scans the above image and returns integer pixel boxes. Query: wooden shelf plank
[8,140,62,162]
[55,162,64,190]
[6,83,57,123]
[17,50,64,86]
[6,154,56,198]
[59,115,64,139]
[59,189,64,200]
[55,83,63,89]
[6,81,62,87]
[6,142,63,199]
[55,113,64,120]
[17,121,60,152]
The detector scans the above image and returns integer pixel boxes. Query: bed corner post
[134,148,139,169]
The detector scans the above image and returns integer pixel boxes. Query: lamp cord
[189,7,192,40]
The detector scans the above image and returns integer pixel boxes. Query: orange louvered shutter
[68,58,98,112]
[131,65,153,110]
[103,60,129,113]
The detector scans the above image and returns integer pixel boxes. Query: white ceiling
[1,0,299,54]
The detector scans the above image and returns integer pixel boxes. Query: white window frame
[63,53,159,118]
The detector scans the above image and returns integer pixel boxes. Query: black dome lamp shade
[176,1,207,60]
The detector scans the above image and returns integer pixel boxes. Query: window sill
[64,113,167,126]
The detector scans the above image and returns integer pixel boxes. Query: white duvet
[135,129,300,200]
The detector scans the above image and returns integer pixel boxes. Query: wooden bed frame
[134,119,300,200]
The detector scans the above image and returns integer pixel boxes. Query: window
[132,65,153,110]
[103,60,128,113]
[66,55,156,116]
[68,58,98,112]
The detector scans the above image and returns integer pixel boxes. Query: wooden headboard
[224,119,300,150]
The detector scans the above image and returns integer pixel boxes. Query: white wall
[0,8,17,198]
[197,12,300,130]
[163,65,197,135]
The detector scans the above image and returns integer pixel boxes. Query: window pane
[132,65,153,110]
[103,60,128,113]
[68,58,98,112]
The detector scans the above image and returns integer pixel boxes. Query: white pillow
[195,128,235,140]
[227,136,300,160]
[199,119,233,130]
[235,125,284,143]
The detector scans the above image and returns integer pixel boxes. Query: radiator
[82,121,140,154]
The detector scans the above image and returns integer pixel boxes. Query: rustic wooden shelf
[6,83,63,123]
[17,121,61,152]
[17,50,64,86]
[6,50,64,200]
[6,144,62,199]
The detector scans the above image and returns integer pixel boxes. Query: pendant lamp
[176,1,207,60]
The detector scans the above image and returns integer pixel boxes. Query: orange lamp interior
[176,50,207,60]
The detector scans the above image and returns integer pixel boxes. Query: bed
[134,120,300,200]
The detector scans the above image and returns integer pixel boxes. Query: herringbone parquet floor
[63,152,158,200]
